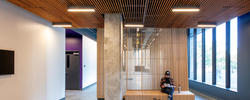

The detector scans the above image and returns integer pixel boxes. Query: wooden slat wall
[8,0,250,28]
[97,28,104,98]
[150,28,189,91]
[125,91,168,100]
[125,91,195,100]
[125,28,188,91]
[171,29,189,91]
[124,28,188,91]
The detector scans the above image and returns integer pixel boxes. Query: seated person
[160,70,175,100]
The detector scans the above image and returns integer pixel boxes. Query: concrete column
[104,14,123,100]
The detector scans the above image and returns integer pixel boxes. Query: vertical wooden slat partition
[98,28,189,98]
[149,28,188,91]
[97,28,104,98]
[124,28,189,91]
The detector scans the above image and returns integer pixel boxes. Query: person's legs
[163,88,174,100]
[168,95,171,100]
[161,88,171,100]
[169,87,174,100]
[164,88,172,100]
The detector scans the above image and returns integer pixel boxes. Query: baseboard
[82,82,97,90]
[59,97,65,100]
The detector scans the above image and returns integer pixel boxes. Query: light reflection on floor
[66,84,216,100]
[66,84,97,100]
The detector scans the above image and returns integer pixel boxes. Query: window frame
[188,17,238,92]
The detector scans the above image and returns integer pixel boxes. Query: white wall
[0,1,65,100]
[82,35,97,88]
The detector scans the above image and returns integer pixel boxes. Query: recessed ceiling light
[197,22,217,28]
[197,24,216,28]
[67,6,95,12]
[172,6,200,12]
[124,24,144,28]
[52,22,72,28]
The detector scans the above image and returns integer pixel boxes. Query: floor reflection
[66,83,216,100]
[66,83,97,100]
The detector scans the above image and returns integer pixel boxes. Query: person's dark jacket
[160,77,174,92]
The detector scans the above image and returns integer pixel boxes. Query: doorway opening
[65,29,97,100]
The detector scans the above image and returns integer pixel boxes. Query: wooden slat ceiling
[8,0,250,28]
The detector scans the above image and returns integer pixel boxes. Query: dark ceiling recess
[8,0,250,28]
[71,28,97,41]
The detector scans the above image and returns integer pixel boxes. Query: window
[188,17,238,91]
[230,17,238,90]
[205,28,213,84]
[216,23,226,87]
[196,29,202,82]
[189,29,194,80]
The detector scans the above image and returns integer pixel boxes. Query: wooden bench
[125,90,195,100]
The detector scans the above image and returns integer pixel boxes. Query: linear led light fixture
[67,6,95,12]
[197,22,217,28]
[124,24,144,28]
[172,6,200,12]
[52,22,72,28]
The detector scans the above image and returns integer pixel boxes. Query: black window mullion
[226,21,231,88]
[194,29,197,80]
[212,28,216,85]
[202,29,206,82]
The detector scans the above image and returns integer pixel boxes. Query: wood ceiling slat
[132,0,134,22]
[7,0,250,28]
[141,0,145,23]
[153,0,164,26]
[136,0,138,23]
[157,0,176,27]
[122,0,126,23]
[130,0,133,22]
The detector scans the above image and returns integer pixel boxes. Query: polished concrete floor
[66,84,216,100]
[191,90,216,100]
[66,84,97,100]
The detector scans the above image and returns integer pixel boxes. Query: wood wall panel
[125,28,188,91]
[125,91,194,100]
[155,29,189,91]
[125,91,168,100]
[8,0,250,28]
[148,28,189,91]
[97,28,104,98]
